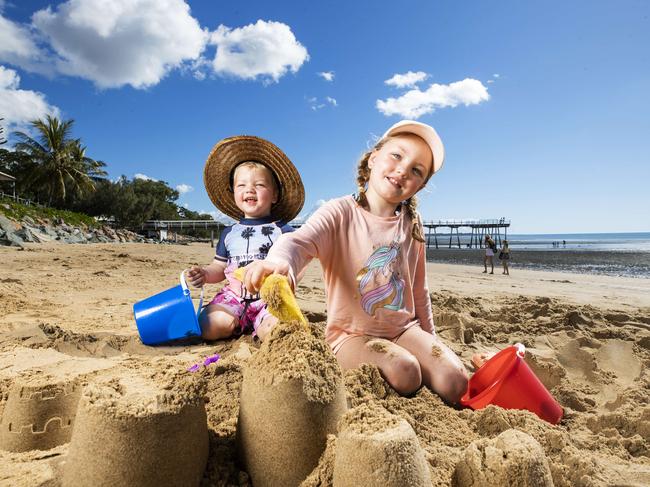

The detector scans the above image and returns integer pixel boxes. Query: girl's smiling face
[366,134,433,208]
[232,164,278,219]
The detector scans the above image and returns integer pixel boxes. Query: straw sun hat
[204,135,305,222]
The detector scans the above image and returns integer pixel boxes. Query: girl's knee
[385,354,422,395]
[437,367,469,405]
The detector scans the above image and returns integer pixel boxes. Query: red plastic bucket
[460,344,563,424]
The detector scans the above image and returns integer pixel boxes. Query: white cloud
[134,173,157,181]
[487,79,494,84]
[307,95,337,111]
[0,12,49,73]
[385,71,428,89]
[493,73,500,78]
[209,20,308,82]
[29,0,208,89]
[0,65,60,132]
[376,78,489,119]
[175,183,193,194]
[317,71,334,82]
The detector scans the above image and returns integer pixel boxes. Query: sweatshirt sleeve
[413,239,434,333]
[265,199,340,285]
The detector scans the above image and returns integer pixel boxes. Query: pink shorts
[330,320,423,355]
[208,287,271,336]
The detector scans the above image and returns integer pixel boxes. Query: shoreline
[426,248,650,279]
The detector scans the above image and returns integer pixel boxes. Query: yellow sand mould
[234,268,308,328]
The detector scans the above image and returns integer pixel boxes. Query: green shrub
[0,196,98,228]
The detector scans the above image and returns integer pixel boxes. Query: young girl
[483,235,496,274]
[241,121,468,404]
[499,239,510,275]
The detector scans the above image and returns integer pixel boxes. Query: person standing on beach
[499,239,510,275]
[483,235,496,274]
[240,120,468,404]
[186,136,304,342]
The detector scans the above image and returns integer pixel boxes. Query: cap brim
[382,120,445,174]
[203,136,304,222]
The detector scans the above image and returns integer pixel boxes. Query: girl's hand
[186,266,206,288]
[241,260,290,294]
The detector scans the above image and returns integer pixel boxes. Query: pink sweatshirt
[266,195,434,351]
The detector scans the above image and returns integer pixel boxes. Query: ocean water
[506,232,650,252]
[427,232,650,252]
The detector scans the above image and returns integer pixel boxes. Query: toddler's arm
[186,259,227,288]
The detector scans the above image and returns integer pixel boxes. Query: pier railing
[141,218,511,249]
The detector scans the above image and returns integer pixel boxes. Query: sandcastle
[62,373,208,487]
[237,321,347,487]
[453,429,554,487]
[332,403,432,486]
[0,375,81,452]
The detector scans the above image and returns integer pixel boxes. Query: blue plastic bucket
[133,271,203,345]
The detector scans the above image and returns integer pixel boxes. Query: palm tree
[70,139,108,182]
[261,225,275,244]
[13,115,103,206]
[241,227,255,253]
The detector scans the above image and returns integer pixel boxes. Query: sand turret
[0,375,81,452]
[62,372,208,487]
[332,403,432,486]
[238,322,347,487]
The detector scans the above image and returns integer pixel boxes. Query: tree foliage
[11,115,107,206]
[1,115,212,230]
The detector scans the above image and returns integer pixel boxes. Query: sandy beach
[1,242,649,486]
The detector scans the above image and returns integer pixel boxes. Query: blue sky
[1,0,649,233]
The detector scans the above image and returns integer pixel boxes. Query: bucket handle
[180,270,204,316]
[514,343,525,358]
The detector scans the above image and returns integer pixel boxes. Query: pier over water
[422,219,511,249]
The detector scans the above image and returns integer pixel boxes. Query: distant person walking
[483,235,496,274]
[499,240,510,275]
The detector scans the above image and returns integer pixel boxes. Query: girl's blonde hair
[354,137,427,242]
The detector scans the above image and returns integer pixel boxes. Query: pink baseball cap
[381,120,445,176]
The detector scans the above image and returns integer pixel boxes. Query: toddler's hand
[241,260,289,294]
[186,266,206,288]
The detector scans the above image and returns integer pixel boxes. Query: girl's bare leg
[336,336,422,395]
[255,315,279,342]
[395,326,468,404]
[199,304,238,340]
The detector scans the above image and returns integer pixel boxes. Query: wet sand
[426,248,650,278]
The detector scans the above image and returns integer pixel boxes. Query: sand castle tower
[453,429,553,487]
[332,403,432,486]
[0,375,81,452]
[238,323,348,487]
[62,373,208,487]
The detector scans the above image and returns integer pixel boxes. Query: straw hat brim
[204,135,305,222]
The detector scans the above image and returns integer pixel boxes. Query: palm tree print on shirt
[241,227,256,253]
[259,242,271,255]
[261,226,275,244]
